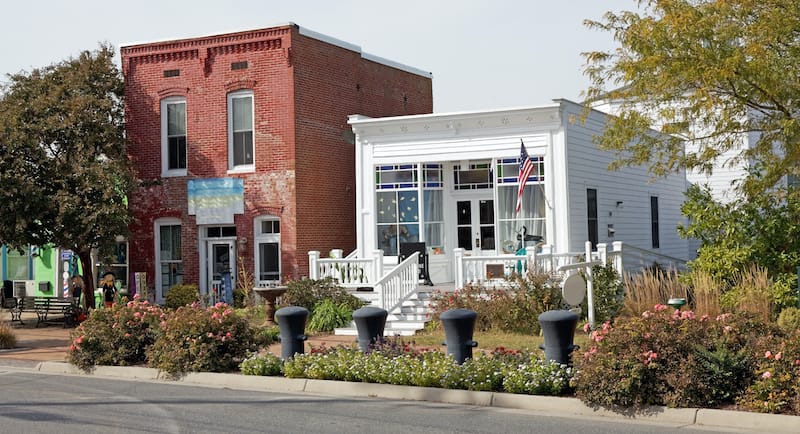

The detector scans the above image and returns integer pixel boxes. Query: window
[255,217,281,284]
[496,156,546,252]
[228,90,254,170]
[453,161,493,190]
[161,97,187,176]
[375,164,421,256]
[587,189,598,250]
[155,219,182,299]
[4,245,32,280]
[651,196,660,249]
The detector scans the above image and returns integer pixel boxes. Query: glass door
[456,198,495,253]
[207,240,235,304]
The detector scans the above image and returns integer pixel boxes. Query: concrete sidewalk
[2,309,799,433]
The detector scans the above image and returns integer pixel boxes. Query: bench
[10,296,82,328]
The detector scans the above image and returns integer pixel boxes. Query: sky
[1,0,635,113]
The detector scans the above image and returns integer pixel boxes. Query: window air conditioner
[12,280,36,297]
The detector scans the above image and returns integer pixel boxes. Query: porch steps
[335,286,444,337]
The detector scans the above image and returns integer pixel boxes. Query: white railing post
[329,249,343,259]
[597,243,608,265]
[373,249,384,282]
[612,241,624,275]
[453,248,465,289]
[585,241,595,329]
[308,251,320,279]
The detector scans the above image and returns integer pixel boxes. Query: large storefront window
[496,156,546,253]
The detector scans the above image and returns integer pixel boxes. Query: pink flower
[765,351,773,359]
[700,314,709,321]
[794,359,800,366]
[723,325,733,333]
[644,332,652,339]
[582,323,591,333]
[642,311,652,319]
[775,352,782,361]
[654,304,667,312]
[762,371,772,379]
[680,310,695,320]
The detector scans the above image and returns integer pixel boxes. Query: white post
[612,241,624,275]
[330,249,343,259]
[585,241,595,329]
[308,251,320,280]
[597,243,608,265]
[373,249,384,282]
[454,248,465,289]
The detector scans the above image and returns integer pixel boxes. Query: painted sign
[187,178,244,225]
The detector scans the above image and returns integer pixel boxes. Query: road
[0,369,741,433]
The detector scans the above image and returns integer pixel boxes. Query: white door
[207,240,235,304]
[455,198,495,254]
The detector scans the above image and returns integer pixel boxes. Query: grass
[400,327,592,354]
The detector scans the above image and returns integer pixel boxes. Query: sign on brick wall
[187,178,244,224]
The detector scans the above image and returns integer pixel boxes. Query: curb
[34,361,799,432]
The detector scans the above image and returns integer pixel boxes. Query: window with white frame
[161,97,187,176]
[496,156,546,253]
[376,164,420,256]
[227,90,254,170]
[422,164,444,254]
[5,245,32,280]
[155,218,182,299]
[254,217,281,284]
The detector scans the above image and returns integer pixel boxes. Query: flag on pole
[516,140,535,215]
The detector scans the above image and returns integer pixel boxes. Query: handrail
[612,242,687,274]
[373,252,419,312]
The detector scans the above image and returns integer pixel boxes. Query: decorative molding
[225,79,257,92]
[121,27,290,57]
[157,87,190,98]
[128,50,198,65]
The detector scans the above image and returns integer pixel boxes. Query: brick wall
[122,24,432,295]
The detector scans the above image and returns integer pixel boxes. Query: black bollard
[440,308,478,364]
[538,310,579,365]
[275,306,309,360]
[352,306,388,352]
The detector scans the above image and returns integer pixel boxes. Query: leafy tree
[583,0,800,197]
[0,44,131,308]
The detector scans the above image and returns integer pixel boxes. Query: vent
[163,69,180,78]
[231,61,248,70]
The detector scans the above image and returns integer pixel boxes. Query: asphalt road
[0,369,742,434]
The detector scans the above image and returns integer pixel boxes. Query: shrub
[721,266,774,323]
[240,352,283,376]
[575,306,773,408]
[622,269,690,317]
[428,271,562,334]
[737,330,800,414]
[252,325,280,348]
[0,322,16,349]
[582,263,624,323]
[307,299,353,333]
[281,277,364,312]
[68,296,164,371]
[777,307,800,331]
[147,302,256,377]
[164,284,199,309]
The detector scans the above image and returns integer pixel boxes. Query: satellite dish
[562,273,586,306]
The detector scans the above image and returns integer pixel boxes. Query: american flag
[515,141,535,215]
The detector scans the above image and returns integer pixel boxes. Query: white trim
[153,217,182,304]
[160,97,187,177]
[227,89,255,172]
[254,216,281,285]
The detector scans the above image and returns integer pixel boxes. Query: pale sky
[1,0,634,113]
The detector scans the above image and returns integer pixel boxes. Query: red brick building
[121,24,432,303]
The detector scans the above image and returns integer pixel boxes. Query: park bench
[10,296,82,328]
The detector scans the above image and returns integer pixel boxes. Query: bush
[777,307,800,331]
[147,302,256,377]
[68,296,164,371]
[164,284,199,309]
[240,352,283,376]
[307,299,353,333]
[281,277,365,312]
[428,271,562,334]
[582,263,624,323]
[253,325,280,348]
[737,330,800,414]
[574,306,772,408]
[502,356,574,395]
[0,321,16,349]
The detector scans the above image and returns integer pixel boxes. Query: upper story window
[161,97,187,176]
[227,90,254,171]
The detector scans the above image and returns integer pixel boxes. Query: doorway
[207,240,235,304]
[456,198,495,253]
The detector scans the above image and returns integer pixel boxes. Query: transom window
[228,90,254,170]
[161,97,187,176]
[453,161,493,190]
[207,226,237,238]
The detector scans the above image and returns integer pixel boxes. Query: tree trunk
[77,249,96,310]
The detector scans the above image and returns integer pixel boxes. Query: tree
[583,0,800,197]
[0,44,132,308]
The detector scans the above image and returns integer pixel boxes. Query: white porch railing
[372,253,420,312]
[609,241,687,274]
[308,250,381,289]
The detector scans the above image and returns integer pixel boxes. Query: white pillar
[453,248,465,289]
[612,241,624,275]
[330,249,343,259]
[373,249,384,282]
[308,251,320,280]
[597,243,608,265]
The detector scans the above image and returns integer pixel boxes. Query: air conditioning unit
[12,280,36,298]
